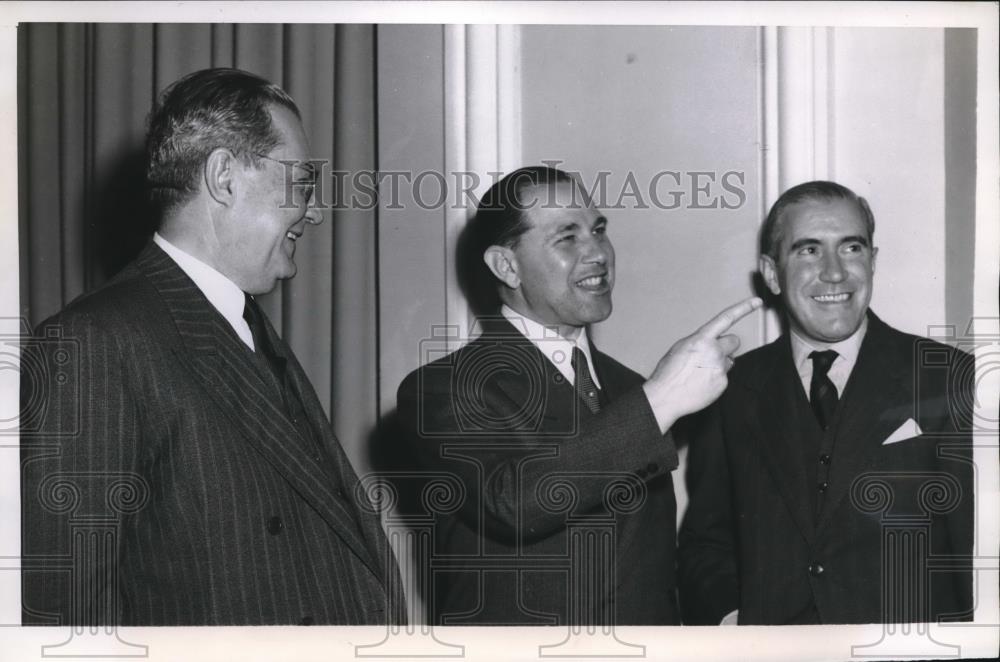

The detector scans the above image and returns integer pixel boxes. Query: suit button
[819,454,831,465]
[267,516,284,535]
[300,615,314,625]
[336,488,347,499]
[808,562,825,576]
[646,463,658,474]
[818,481,829,493]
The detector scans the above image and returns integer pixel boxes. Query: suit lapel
[478,318,582,432]
[745,337,816,544]
[589,344,630,402]
[278,339,392,585]
[816,314,911,535]
[137,244,384,584]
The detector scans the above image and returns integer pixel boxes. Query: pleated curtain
[18,23,379,472]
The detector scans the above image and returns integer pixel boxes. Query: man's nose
[582,234,610,264]
[819,251,846,282]
[304,201,323,225]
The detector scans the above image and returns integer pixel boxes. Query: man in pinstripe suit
[21,68,405,625]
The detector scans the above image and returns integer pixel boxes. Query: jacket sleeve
[21,311,142,625]
[677,402,740,624]
[941,347,975,619]
[396,364,677,544]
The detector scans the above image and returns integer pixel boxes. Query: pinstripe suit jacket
[21,242,405,625]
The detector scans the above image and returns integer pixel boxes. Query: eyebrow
[547,216,609,239]
[548,222,581,237]
[788,234,869,252]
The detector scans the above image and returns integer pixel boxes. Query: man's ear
[204,148,236,206]
[483,245,520,290]
[759,254,781,296]
[871,245,878,272]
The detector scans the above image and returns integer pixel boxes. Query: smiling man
[21,69,405,625]
[397,166,761,626]
[678,180,974,625]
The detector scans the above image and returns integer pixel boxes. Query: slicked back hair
[760,180,875,260]
[146,68,301,214]
[459,165,581,314]
[475,165,579,251]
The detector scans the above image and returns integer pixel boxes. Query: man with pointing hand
[397,166,760,626]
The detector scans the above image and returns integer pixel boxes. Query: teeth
[813,293,850,303]
[286,231,298,241]
[577,276,604,288]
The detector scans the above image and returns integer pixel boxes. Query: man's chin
[795,315,864,344]
[578,300,613,325]
[246,271,290,296]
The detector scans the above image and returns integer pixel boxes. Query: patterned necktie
[572,346,602,414]
[809,350,839,431]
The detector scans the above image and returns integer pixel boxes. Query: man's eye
[557,235,576,244]
[844,243,864,253]
[294,181,316,202]
[594,226,607,235]
[798,246,817,256]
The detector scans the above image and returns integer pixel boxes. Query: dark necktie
[809,350,839,431]
[243,294,320,454]
[243,294,286,385]
[572,346,602,414]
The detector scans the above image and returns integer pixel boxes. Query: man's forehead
[783,198,866,237]
[521,184,599,231]
[524,205,603,236]
[268,104,310,155]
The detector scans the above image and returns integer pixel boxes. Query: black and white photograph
[1,2,997,661]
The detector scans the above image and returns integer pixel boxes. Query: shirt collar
[153,232,248,334]
[500,304,601,388]
[790,315,868,373]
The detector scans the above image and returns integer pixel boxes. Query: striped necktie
[809,350,839,430]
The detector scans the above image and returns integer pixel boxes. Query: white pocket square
[882,418,923,445]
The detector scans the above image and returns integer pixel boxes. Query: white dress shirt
[789,316,868,400]
[500,305,602,389]
[153,232,255,350]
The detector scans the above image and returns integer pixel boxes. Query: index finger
[696,297,763,338]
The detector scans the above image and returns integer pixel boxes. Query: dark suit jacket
[678,312,974,624]
[396,318,680,625]
[21,242,406,625]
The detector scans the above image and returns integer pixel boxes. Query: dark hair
[474,166,578,250]
[457,165,579,315]
[760,180,875,259]
[145,68,301,214]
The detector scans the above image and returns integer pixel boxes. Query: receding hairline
[762,183,875,259]
[769,197,872,256]
[515,178,596,229]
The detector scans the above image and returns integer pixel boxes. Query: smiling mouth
[812,293,851,303]
[286,231,301,242]
[575,274,610,292]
